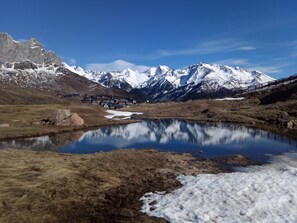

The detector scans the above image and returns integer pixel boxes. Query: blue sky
[0,0,297,78]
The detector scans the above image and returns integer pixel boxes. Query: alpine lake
[1,119,297,163]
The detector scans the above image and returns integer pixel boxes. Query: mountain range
[68,62,274,101]
[0,33,135,104]
[0,32,275,103]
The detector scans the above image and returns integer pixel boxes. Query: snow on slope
[77,62,275,100]
[0,60,61,88]
[141,152,297,223]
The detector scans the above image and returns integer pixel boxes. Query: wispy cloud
[61,56,76,65]
[246,61,292,74]
[237,46,256,51]
[86,60,151,72]
[292,51,297,57]
[214,57,291,75]
[152,39,256,59]
[246,65,283,74]
[214,58,249,66]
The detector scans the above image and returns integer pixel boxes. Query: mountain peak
[0,33,61,66]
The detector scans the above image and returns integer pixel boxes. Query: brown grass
[124,99,297,139]
[0,149,224,223]
[0,104,135,140]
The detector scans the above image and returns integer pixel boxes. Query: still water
[1,120,296,161]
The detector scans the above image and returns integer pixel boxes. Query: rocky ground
[0,149,253,223]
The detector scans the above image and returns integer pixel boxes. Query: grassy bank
[0,104,135,140]
[0,148,236,223]
[125,99,297,139]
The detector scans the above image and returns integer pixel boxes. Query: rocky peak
[0,33,61,66]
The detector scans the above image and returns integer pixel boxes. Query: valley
[0,31,297,223]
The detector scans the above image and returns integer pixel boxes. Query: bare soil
[0,148,249,223]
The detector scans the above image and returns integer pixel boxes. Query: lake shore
[0,104,137,141]
[124,98,297,140]
[0,99,296,222]
[0,148,254,223]
[0,99,297,141]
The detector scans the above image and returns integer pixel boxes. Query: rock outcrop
[277,111,297,129]
[0,33,61,65]
[49,109,84,126]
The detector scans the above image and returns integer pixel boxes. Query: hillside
[0,33,137,104]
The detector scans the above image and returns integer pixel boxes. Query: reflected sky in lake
[1,120,296,161]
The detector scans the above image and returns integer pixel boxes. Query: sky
[0,0,297,78]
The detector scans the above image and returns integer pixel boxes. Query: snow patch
[141,153,297,223]
[104,109,142,120]
[215,97,245,101]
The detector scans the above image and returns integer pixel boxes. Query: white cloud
[247,65,283,74]
[153,39,256,58]
[86,60,151,72]
[214,58,249,66]
[68,58,76,65]
[237,46,256,51]
[214,58,290,75]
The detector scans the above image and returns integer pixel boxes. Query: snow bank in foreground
[215,97,245,101]
[141,153,297,223]
[104,109,143,120]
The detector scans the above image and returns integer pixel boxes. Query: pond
[1,119,296,162]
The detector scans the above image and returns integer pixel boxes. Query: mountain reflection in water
[0,120,296,160]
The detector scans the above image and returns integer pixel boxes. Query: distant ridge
[70,62,275,101]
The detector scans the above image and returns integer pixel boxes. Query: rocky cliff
[0,33,61,65]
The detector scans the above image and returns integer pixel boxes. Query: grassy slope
[0,104,134,140]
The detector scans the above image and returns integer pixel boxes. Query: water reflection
[0,120,296,160]
[0,131,84,151]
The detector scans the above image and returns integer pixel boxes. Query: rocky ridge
[0,33,61,65]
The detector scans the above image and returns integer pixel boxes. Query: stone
[0,123,10,128]
[287,120,297,129]
[287,121,294,129]
[13,60,38,70]
[277,111,289,123]
[48,109,84,126]
[68,113,84,126]
[49,109,72,125]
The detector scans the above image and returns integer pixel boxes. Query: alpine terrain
[71,62,275,101]
[0,33,135,104]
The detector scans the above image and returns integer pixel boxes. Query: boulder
[49,109,84,126]
[286,120,297,129]
[0,123,10,128]
[49,109,71,125]
[68,113,84,126]
[277,111,289,123]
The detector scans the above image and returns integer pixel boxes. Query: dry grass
[0,104,134,140]
[0,149,223,223]
[125,99,297,139]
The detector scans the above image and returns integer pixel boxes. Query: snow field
[141,153,297,223]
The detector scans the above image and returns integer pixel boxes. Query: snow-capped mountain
[0,33,137,104]
[76,62,275,101]
[0,32,275,102]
